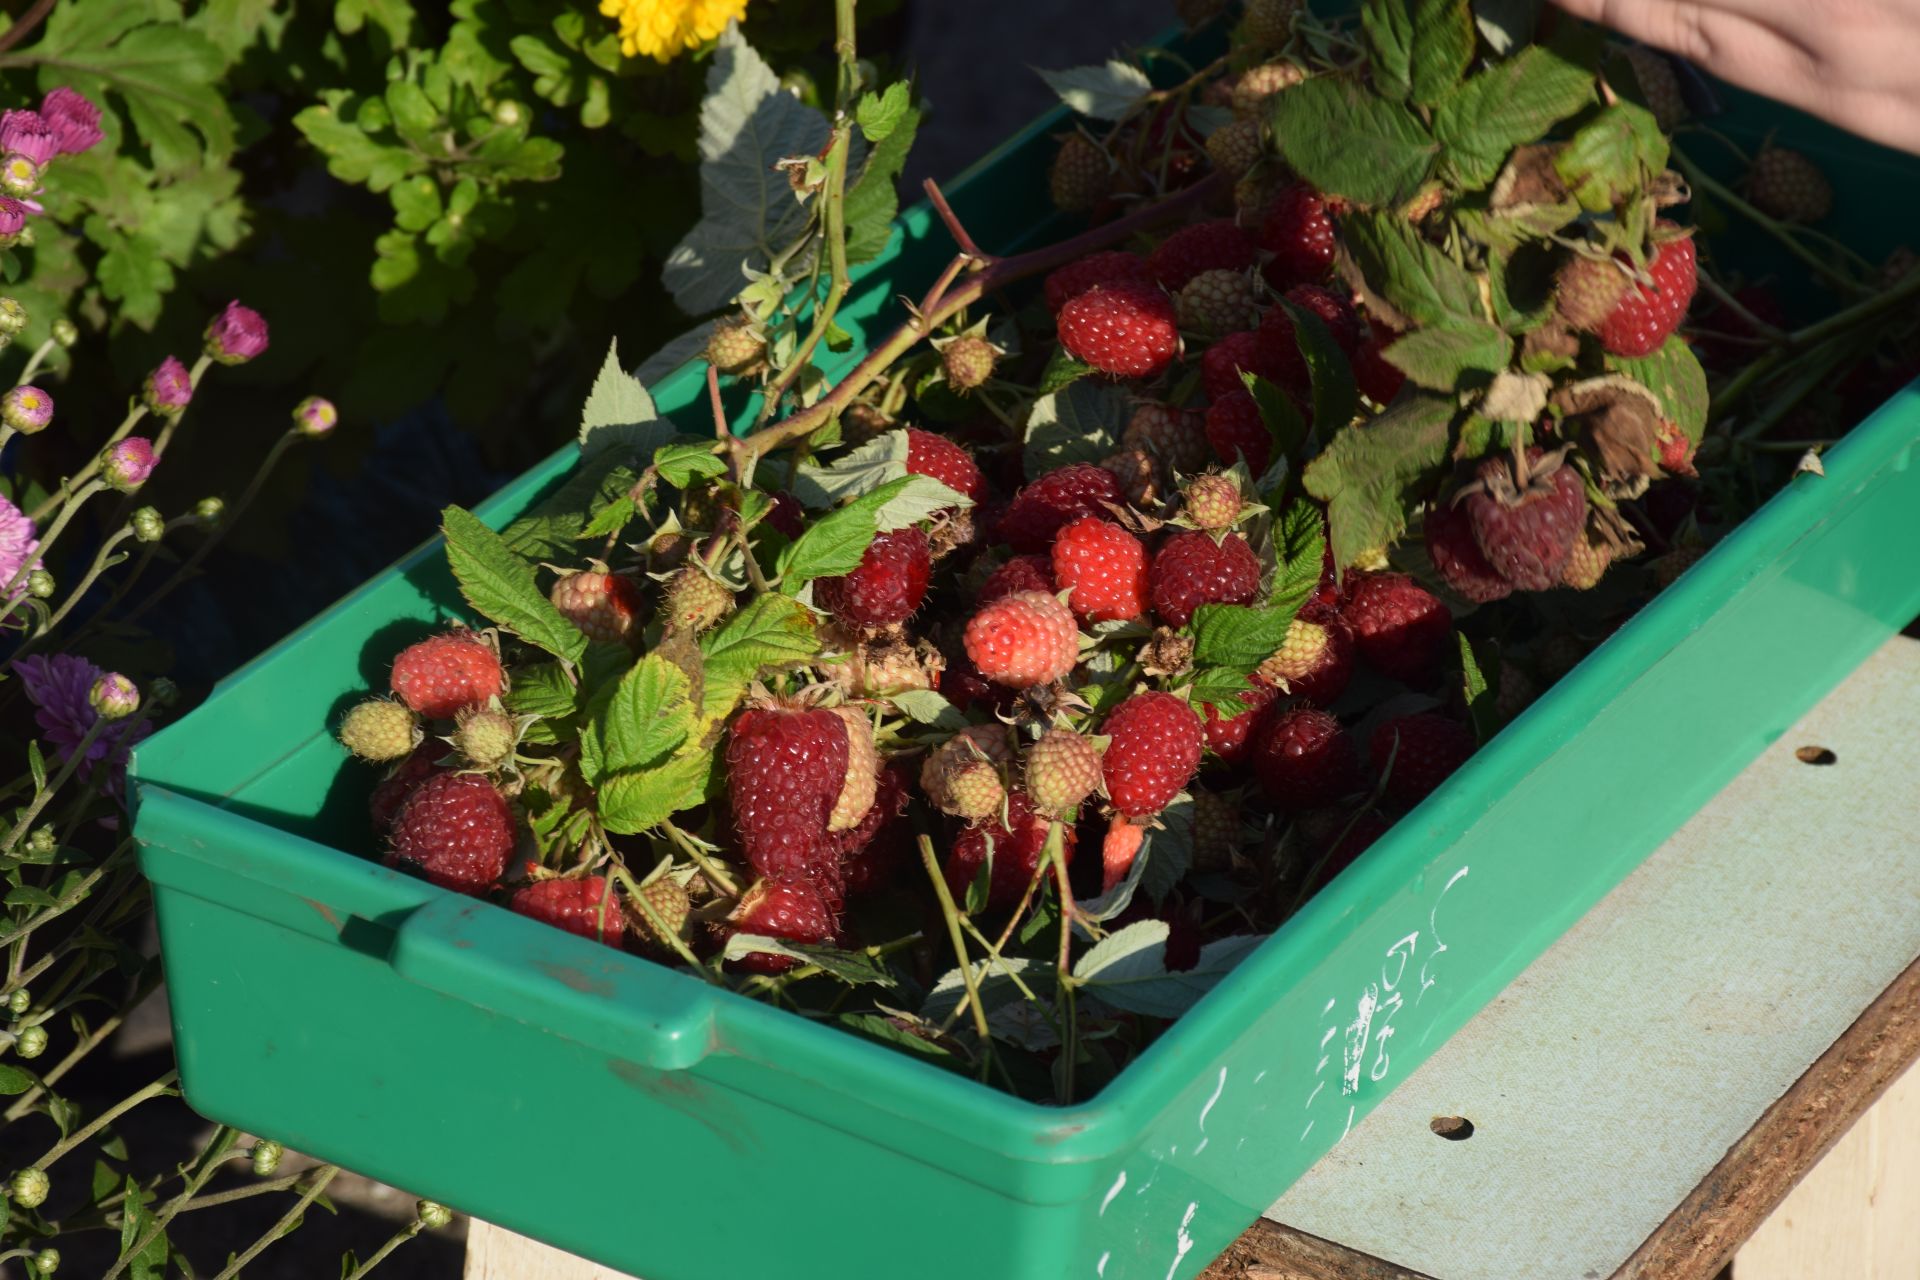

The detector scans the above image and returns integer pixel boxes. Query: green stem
[661,819,740,899]
[13,525,134,649]
[1673,149,1867,298]
[4,478,105,601]
[206,1165,341,1280]
[1048,821,1078,1104]
[14,337,56,386]
[919,836,993,1048]
[341,1215,431,1278]
[4,965,160,1122]
[0,716,111,854]
[34,1070,178,1170]
[1713,266,1920,420]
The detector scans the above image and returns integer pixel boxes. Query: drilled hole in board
[1430,1116,1474,1141]
[1795,745,1838,766]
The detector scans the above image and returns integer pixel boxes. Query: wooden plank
[464,1218,640,1279]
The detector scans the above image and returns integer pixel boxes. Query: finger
[1546,0,1716,60]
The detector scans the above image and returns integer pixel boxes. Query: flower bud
[491,100,525,128]
[9,1167,48,1208]
[0,153,40,199]
[204,300,269,364]
[0,111,54,167]
[32,1247,58,1275]
[23,826,53,855]
[25,570,52,599]
[149,676,180,708]
[88,673,139,720]
[251,1140,283,1177]
[41,86,104,156]
[49,318,75,348]
[0,296,25,334]
[131,506,165,543]
[2,385,52,434]
[15,1026,46,1059]
[101,438,157,492]
[11,222,31,249]
[0,196,26,245]
[194,496,224,524]
[143,355,193,416]
[417,1200,453,1230]
[291,395,337,438]
[5,989,27,1015]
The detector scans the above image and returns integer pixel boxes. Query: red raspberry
[945,791,1074,911]
[1148,219,1257,290]
[726,703,850,880]
[1339,572,1452,684]
[1052,517,1149,622]
[511,876,625,947]
[905,428,987,504]
[1058,281,1181,378]
[979,553,1057,603]
[1044,251,1152,313]
[1101,819,1147,893]
[765,490,806,537]
[1201,330,1288,401]
[1595,230,1698,358]
[1203,390,1274,473]
[369,743,448,834]
[550,571,643,647]
[838,763,914,894]
[963,590,1081,687]
[1353,332,1406,405]
[1259,183,1338,288]
[389,632,502,719]
[1425,499,1514,603]
[1102,691,1204,817]
[386,772,515,895]
[815,527,932,629]
[1253,603,1353,705]
[1150,530,1261,628]
[1463,449,1587,592]
[725,877,837,974]
[1252,707,1360,812]
[1000,462,1127,552]
[1370,713,1475,807]
[1201,683,1280,764]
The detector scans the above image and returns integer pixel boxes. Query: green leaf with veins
[1242,372,1309,466]
[1609,336,1709,443]
[599,654,695,775]
[1556,102,1668,212]
[778,477,914,584]
[1341,212,1484,328]
[1435,45,1595,190]
[1189,603,1300,669]
[1268,76,1438,207]
[1025,380,1127,476]
[698,594,818,720]
[598,752,711,834]
[441,506,587,663]
[1036,61,1154,120]
[1269,499,1329,614]
[1186,665,1256,712]
[1384,322,1514,391]
[1363,0,1414,98]
[845,94,921,264]
[1275,298,1358,436]
[1303,395,1455,571]
[1409,0,1477,108]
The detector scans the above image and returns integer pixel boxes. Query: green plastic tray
[131,58,1920,1280]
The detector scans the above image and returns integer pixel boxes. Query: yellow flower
[598,0,750,62]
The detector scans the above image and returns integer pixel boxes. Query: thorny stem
[206,1165,342,1280]
[919,835,993,1051]
[922,179,984,260]
[1714,266,1920,423]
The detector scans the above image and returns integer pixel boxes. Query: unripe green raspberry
[131,506,165,543]
[630,877,691,951]
[1050,131,1111,213]
[338,699,420,763]
[940,334,998,392]
[1256,618,1332,687]
[705,318,766,376]
[940,759,1005,820]
[662,568,733,633]
[10,1167,49,1208]
[32,1247,57,1274]
[25,569,52,599]
[15,1026,47,1059]
[1204,117,1264,178]
[194,496,225,524]
[0,297,26,334]
[1182,473,1243,529]
[1025,729,1104,817]
[50,318,76,348]
[452,707,517,769]
[251,1140,283,1176]
[1175,270,1257,339]
[6,988,28,1015]
[418,1200,454,1230]
[920,725,1015,819]
[1242,0,1301,49]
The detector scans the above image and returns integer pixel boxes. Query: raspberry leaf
[1362,0,1415,99]
[1303,394,1455,570]
[721,935,897,987]
[1608,337,1708,443]
[597,752,711,835]
[1408,0,1477,109]
[1036,61,1154,122]
[1457,633,1501,744]
[697,593,818,721]
[1383,322,1514,391]
[1025,380,1126,477]
[1433,45,1596,190]
[1073,845,1151,927]
[1037,344,1093,395]
[924,956,1040,1022]
[792,431,909,507]
[441,506,588,663]
[1274,296,1359,435]
[504,451,638,562]
[579,339,673,460]
[1555,102,1668,213]
[600,654,695,775]
[1341,211,1482,329]
[1190,603,1299,669]
[1185,665,1256,713]
[1240,372,1309,468]
[652,442,728,488]
[845,90,921,265]
[1268,499,1328,614]
[856,83,912,143]
[577,494,638,541]
[1267,76,1439,208]
[1076,925,1263,1018]
[873,475,972,531]
[777,476,914,584]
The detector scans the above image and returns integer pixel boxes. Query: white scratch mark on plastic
[1165,1203,1198,1280]
[1320,1025,1339,1049]
[1198,1067,1227,1132]
[1254,1069,1267,1084]
[1342,987,1378,1095]
[1342,1104,1356,1139]
[1098,1252,1110,1276]
[1307,1080,1324,1107]
[1237,1136,1247,1151]
[1101,1171,1127,1216]
[1195,1137,1209,1155]
[1301,1119,1315,1141]
[1418,865,1470,1003]
[1316,1055,1329,1074]
[1322,996,1337,1015]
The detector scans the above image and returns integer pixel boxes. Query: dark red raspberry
[1058,281,1181,378]
[725,877,837,974]
[1201,683,1280,765]
[815,527,932,629]
[1352,332,1406,405]
[389,631,502,719]
[1370,713,1476,807]
[1425,499,1514,603]
[511,876,625,947]
[1148,219,1257,290]
[726,704,849,880]
[1595,229,1698,358]
[1102,691,1205,816]
[945,791,1076,911]
[1201,330,1288,401]
[369,743,448,834]
[837,763,914,894]
[1150,530,1262,628]
[1463,449,1588,593]
[905,428,987,504]
[999,462,1127,553]
[1052,517,1149,622]
[1252,707,1360,812]
[1044,251,1152,313]
[1204,390,1274,473]
[1259,183,1338,288]
[766,490,806,537]
[387,772,515,895]
[979,553,1057,603]
[1339,572,1452,685]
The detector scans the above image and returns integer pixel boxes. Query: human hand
[1549,0,1920,153]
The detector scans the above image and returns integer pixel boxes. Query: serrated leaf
[1342,211,1483,328]
[601,654,694,774]
[580,340,671,459]
[1409,0,1477,107]
[442,506,587,662]
[1303,396,1456,571]
[778,476,913,584]
[1242,372,1309,465]
[873,475,971,532]
[1556,102,1668,212]
[1270,499,1328,613]
[32,17,234,173]
[845,97,920,265]
[698,594,817,719]
[1458,632,1500,743]
[1276,298,1359,434]
[1141,795,1194,903]
[1269,75,1438,207]
[1186,665,1256,712]
[1435,45,1596,190]
[723,934,896,986]
[1036,61,1154,121]
[503,661,577,720]
[578,495,638,541]
[652,441,728,487]
[1383,322,1514,390]
[597,752,710,834]
[502,452,637,562]
[1037,344,1093,394]
[1189,603,1299,669]
[1363,0,1414,98]
[792,431,910,507]
[1610,337,1708,443]
[887,688,968,730]
[1025,381,1127,476]
[856,82,912,141]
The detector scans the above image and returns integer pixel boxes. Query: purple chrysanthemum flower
[1,494,37,599]
[15,654,153,798]
[0,110,54,167]
[204,300,269,365]
[38,89,103,156]
[102,437,157,492]
[144,356,193,415]
[0,196,28,241]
